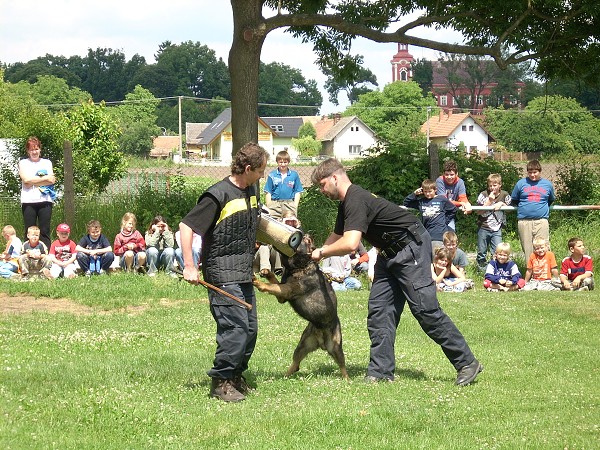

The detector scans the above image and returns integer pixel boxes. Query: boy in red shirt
[560,237,594,291]
[44,223,78,279]
[522,237,560,291]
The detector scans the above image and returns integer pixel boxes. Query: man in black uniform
[179,142,269,402]
[310,159,482,386]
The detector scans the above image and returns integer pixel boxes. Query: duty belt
[378,222,424,259]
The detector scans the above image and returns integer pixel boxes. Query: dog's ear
[303,234,315,252]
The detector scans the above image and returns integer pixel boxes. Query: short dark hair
[311,158,344,184]
[87,219,102,230]
[231,142,269,175]
[567,237,583,250]
[443,160,458,173]
[526,160,542,172]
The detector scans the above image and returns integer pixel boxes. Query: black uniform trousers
[207,282,257,380]
[367,227,475,380]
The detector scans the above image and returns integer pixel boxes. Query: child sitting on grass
[483,242,525,292]
[76,219,115,276]
[431,247,466,292]
[18,225,50,280]
[522,237,560,291]
[559,237,594,291]
[44,223,77,279]
[113,212,147,273]
[0,225,23,279]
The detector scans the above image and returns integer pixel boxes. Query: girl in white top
[18,136,55,248]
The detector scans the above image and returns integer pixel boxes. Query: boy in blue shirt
[403,179,457,253]
[76,219,115,276]
[264,150,303,219]
[484,242,525,292]
[511,160,556,260]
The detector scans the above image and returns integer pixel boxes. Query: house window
[468,125,474,131]
[462,125,467,131]
[440,95,447,106]
[270,124,284,132]
[477,95,484,105]
[452,96,458,106]
[349,145,362,155]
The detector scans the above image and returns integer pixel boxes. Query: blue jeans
[175,247,200,269]
[146,247,175,274]
[331,277,362,291]
[477,228,502,269]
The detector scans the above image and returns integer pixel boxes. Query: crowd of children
[1,212,202,281]
[405,160,595,293]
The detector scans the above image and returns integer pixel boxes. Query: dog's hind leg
[286,324,320,377]
[324,321,350,380]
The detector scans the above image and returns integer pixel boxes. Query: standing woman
[18,137,55,249]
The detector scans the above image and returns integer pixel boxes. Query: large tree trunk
[229,0,266,155]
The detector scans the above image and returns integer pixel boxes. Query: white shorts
[49,262,78,278]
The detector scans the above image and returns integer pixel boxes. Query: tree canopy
[485,96,600,155]
[229,0,599,151]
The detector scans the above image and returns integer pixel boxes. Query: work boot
[232,375,253,395]
[455,359,483,386]
[210,378,245,402]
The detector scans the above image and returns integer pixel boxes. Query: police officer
[310,158,482,386]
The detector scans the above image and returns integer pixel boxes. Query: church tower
[390,43,414,82]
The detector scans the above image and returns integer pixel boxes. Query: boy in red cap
[44,223,77,279]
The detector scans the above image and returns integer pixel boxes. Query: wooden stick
[175,269,252,310]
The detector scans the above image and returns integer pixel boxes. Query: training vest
[201,179,260,284]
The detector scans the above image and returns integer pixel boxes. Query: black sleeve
[181,195,220,237]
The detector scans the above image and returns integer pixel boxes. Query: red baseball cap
[56,223,71,233]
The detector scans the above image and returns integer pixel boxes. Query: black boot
[210,378,245,402]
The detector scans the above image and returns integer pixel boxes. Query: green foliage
[129,172,214,230]
[297,185,338,246]
[258,61,322,116]
[111,85,160,156]
[485,96,600,155]
[349,141,429,204]
[554,150,600,206]
[344,81,436,147]
[297,121,317,139]
[1,271,599,448]
[291,135,322,157]
[65,101,128,194]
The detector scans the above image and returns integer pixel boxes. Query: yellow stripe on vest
[215,196,258,226]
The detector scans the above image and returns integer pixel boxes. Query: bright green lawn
[1,273,598,449]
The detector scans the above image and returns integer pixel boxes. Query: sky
[0,0,461,114]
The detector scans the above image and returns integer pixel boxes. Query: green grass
[1,273,598,449]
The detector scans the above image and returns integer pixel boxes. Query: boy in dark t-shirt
[76,219,115,276]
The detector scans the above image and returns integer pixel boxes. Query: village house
[420,110,495,155]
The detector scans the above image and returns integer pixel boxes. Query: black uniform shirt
[334,184,419,248]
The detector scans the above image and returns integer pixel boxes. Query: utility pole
[178,96,183,161]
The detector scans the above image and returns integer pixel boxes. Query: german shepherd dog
[253,234,349,379]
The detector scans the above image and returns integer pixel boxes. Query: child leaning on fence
[476,173,511,272]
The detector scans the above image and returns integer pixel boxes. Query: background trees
[228,0,599,152]
[485,96,600,155]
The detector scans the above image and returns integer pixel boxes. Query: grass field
[1,273,598,449]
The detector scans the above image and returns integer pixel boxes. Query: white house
[306,115,378,159]
[421,110,494,155]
